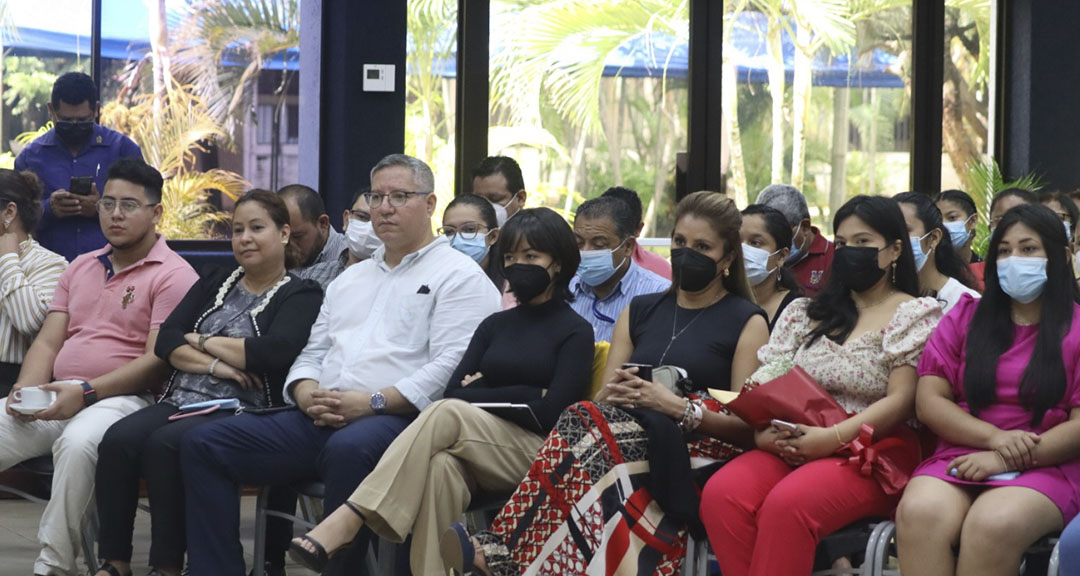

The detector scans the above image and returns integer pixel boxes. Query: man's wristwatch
[369,391,387,415]
[79,381,98,407]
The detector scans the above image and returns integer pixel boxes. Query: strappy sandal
[96,562,132,576]
[287,501,364,572]
[440,522,477,575]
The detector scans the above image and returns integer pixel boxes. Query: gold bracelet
[834,424,846,446]
[995,451,1010,473]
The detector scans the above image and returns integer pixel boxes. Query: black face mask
[671,248,721,292]
[832,245,886,292]
[54,121,94,149]
[504,263,552,303]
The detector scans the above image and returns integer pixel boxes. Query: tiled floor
[0,497,317,576]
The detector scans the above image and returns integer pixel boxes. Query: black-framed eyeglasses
[99,197,157,215]
[438,223,489,240]
[348,209,371,223]
[363,190,431,208]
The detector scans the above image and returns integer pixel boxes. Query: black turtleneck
[444,297,594,432]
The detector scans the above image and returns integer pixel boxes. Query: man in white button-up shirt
[179,155,501,576]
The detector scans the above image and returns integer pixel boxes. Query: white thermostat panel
[363,64,396,92]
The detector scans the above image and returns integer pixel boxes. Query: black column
[1000,1,1080,189]
[455,0,490,196]
[910,0,945,195]
[686,0,723,200]
[91,0,103,106]
[319,0,408,228]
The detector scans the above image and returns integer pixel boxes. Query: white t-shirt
[936,277,981,314]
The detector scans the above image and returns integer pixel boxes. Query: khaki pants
[350,398,544,576]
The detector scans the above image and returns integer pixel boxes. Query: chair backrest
[586,341,610,400]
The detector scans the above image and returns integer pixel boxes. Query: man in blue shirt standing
[15,72,142,261]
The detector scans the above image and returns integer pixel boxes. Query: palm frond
[158,170,245,239]
[791,0,856,55]
[963,157,1044,256]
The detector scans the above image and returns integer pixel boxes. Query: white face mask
[490,194,518,227]
[742,243,780,286]
[345,218,381,259]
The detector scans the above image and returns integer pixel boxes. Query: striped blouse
[0,238,67,364]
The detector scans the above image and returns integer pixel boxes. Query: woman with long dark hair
[896,203,1080,576]
[741,204,803,328]
[895,192,979,312]
[936,189,981,267]
[440,191,769,575]
[700,195,941,575]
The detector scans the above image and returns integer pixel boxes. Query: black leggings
[96,402,233,569]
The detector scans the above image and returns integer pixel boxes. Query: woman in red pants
[699,195,942,576]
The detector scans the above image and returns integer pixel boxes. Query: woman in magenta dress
[896,203,1080,576]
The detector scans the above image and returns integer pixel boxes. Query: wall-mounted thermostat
[363,64,395,92]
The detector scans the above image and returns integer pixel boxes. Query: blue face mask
[451,234,490,264]
[578,238,628,287]
[786,223,807,265]
[943,218,971,248]
[997,256,1048,304]
[742,243,780,286]
[910,232,933,272]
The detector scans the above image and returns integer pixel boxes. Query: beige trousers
[350,398,544,576]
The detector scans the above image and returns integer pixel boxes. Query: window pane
[721,2,912,229]
[94,0,302,240]
[941,1,994,189]
[2,1,92,164]
[404,0,457,217]
[488,1,689,239]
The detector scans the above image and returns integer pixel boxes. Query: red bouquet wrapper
[723,365,918,495]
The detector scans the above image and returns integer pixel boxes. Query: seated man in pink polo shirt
[0,158,198,576]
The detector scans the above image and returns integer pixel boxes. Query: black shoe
[246,562,287,576]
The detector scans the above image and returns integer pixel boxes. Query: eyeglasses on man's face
[363,190,431,208]
[99,197,156,215]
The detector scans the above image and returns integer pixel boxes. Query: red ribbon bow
[840,423,908,495]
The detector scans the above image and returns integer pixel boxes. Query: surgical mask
[490,194,518,227]
[578,238,628,287]
[742,243,780,287]
[943,217,972,248]
[997,256,1048,304]
[832,246,886,292]
[504,263,551,303]
[671,248,721,292]
[1065,221,1073,244]
[910,232,933,272]
[54,120,94,149]
[786,223,807,265]
[451,233,490,264]
[345,218,381,260]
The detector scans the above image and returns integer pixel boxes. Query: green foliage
[963,158,1044,257]
[1,57,63,116]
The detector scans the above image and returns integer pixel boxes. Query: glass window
[721,1,913,230]
[1,1,92,167]
[941,2,995,189]
[487,1,689,240]
[404,0,458,219]
[90,0,302,239]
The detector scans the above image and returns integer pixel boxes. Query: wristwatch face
[370,392,387,413]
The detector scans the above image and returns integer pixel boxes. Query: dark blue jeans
[180,408,413,576]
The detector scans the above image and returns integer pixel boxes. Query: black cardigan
[154,266,324,406]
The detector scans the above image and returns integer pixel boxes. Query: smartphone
[770,418,803,436]
[621,363,652,382]
[69,176,94,196]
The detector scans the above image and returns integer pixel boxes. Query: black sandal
[287,502,365,572]
[96,562,132,576]
[440,522,477,574]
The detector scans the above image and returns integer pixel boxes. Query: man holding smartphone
[15,72,143,261]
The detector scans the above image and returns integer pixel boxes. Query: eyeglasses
[363,190,430,208]
[99,197,156,215]
[438,223,489,240]
[348,209,371,223]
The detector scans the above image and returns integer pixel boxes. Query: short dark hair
[601,186,643,226]
[1039,189,1079,231]
[0,169,45,232]
[350,187,369,208]
[574,196,636,240]
[277,184,326,223]
[106,158,163,204]
[471,156,525,196]
[51,72,98,109]
[935,189,978,217]
[990,188,1037,216]
[498,207,580,303]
